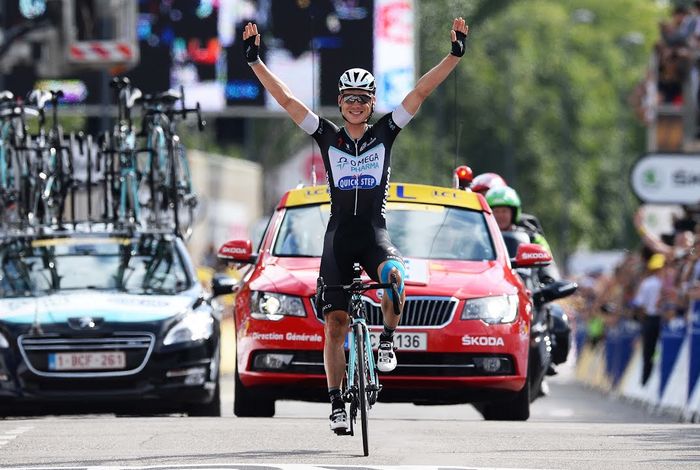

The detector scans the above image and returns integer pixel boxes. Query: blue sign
[689,300,700,398]
[660,318,686,397]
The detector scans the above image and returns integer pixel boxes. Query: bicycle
[315,263,401,457]
[138,86,204,238]
[100,77,143,227]
[26,89,75,228]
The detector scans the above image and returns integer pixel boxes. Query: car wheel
[187,378,221,417]
[234,366,275,417]
[480,379,530,421]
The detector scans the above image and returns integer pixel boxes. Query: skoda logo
[68,316,103,330]
[641,168,661,189]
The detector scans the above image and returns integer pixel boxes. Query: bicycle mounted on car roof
[0,79,205,240]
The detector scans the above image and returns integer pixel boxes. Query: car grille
[18,333,155,378]
[313,296,457,327]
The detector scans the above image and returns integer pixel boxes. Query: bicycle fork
[346,321,381,406]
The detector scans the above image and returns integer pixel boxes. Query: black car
[0,229,230,416]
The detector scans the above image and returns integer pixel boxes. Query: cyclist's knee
[324,310,348,340]
[379,259,405,300]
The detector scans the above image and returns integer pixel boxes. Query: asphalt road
[0,365,698,469]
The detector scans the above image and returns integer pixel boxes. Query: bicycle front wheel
[354,324,369,456]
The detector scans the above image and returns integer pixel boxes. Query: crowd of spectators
[571,205,700,385]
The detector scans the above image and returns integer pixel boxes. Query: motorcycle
[502,231,577,401]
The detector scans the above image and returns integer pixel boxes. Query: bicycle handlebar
[316,274,402,317]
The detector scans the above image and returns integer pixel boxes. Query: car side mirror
[217,239,258,265]
[533,280,578,307]
[211,273,238,297]
[510,243,552,268]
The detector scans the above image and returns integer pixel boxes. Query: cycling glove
[451,31,467,57]
[244,35,260,65]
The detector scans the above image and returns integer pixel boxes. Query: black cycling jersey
[302,108,411,314]
[310,111,403,223]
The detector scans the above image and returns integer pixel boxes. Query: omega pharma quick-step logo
[329,145,385,190]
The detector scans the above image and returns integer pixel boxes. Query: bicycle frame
[346,299,380,407]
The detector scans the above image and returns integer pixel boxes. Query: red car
[219,182,553,420]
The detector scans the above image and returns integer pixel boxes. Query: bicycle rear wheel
[354,324,369,456]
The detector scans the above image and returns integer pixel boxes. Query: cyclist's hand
[450,17,469,57]
[243,22,261,64]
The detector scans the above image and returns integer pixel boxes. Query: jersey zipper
[353,137,359,216]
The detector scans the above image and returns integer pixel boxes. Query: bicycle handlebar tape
[380,260,405,302]
[450,31,467,57]
[243,35,261,65]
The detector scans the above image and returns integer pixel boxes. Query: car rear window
[273,203,496,261]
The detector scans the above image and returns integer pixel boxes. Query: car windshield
[0,235,191,298]
[273,203,496,261]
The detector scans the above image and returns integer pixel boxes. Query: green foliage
[391,0,664,261]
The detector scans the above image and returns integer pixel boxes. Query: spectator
[632,253,667,385]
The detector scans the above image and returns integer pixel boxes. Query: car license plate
[369,332,427,351]
[48,352,126,371]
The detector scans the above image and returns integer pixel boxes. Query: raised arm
[243,23,312,125]
[402,17,468,115]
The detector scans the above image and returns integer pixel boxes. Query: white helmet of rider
[338,68,376,94]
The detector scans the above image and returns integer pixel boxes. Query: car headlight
[163,312,214,346]
[250,291,305,320]
[461,295,519,324]
[0,331,9,349]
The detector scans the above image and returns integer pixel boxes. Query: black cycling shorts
[319,220,403,315]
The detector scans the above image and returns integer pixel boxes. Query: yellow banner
[283,183,483,211]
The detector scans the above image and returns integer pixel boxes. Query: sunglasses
[341,94,372,104]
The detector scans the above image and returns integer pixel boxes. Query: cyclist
[485,185,559,283]
[242,17,468,431]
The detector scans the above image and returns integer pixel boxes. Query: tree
[392,0,663,262]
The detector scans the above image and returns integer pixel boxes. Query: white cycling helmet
[338,68,376,94]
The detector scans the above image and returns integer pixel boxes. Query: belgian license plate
[48,352,126,371]
[369,332,427,351]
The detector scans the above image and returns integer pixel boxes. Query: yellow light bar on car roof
[31,237,132,248]
[282,183,483,211]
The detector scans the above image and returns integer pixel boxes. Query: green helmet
[485,186,521,223]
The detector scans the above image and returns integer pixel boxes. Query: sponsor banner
[374,0,415,112]
[630,154,700,204]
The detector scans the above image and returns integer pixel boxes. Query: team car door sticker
[329,143,385,190]
[404,258,429,284]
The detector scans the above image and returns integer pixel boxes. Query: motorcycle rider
[486,185,564,389]
[241,18,469,432]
